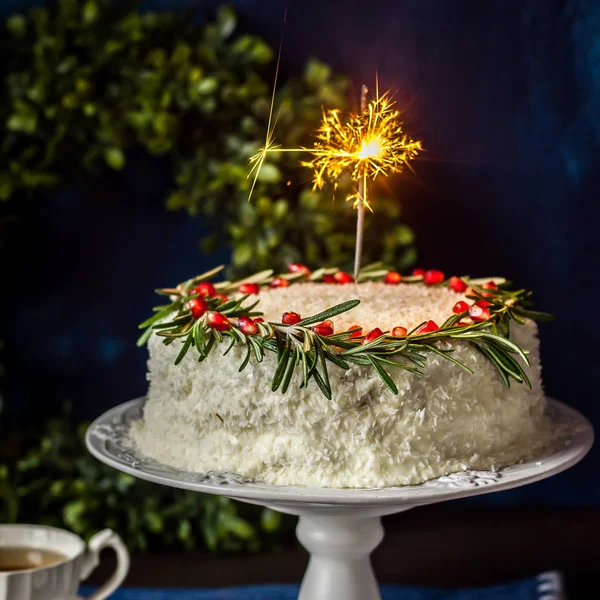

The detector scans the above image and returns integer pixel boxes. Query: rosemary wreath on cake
[137,263,552,400]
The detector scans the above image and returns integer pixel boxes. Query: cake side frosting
[131,281,553,488]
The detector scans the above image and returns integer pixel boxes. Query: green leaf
[219,513,255,540]
[238,345,252,372]
[395,224,415,245]
[82,1,99,24]
[7,113,38,134]
[305,60,331,87]
[104,148,125,170]
[256,163,281,183]
[260,508,282,533]
[136,327,153,347]
[368,356,398,394]
[216,5,237,38]
[233,244,253,267]
[195,78,218,95]
[297,300,360,327]
[175,334,193,365]
[280,349,298,394]
[138,305,174,329]
[6,14,27,38]
[271,343,291,392]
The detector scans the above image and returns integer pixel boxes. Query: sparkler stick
[354,85,369,283]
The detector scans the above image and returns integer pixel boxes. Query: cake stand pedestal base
[296,513,386,600]
[258,503,411,600]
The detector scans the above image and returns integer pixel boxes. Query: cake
[131,268,554,488]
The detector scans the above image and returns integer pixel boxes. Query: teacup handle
[80,529,130,600]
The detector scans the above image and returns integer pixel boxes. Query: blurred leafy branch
[0,0,417,274]
[0,413,286,552]
[0,0,417,551]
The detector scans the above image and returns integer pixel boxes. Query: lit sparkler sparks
[249,85,422,211]
[303,89,422,210]
[248,72,423,280]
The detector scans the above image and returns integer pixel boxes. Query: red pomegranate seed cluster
[312,320,334,336]
[469,304,491,322]
[448,276,467,293]
[416,320,440,334]
[362,327,384,344]
[239,282,260,294]
[190,263,500,343]
[270,277,289,288]
[188,297,208,320]
[282,311,302,325]
[237,315,259,335]
[384,271,402,284]
[348,324,362,338]
[206,311,230,331]
[194,282,217,297]
[424,270,445,285]
[288,263,311,276]
[391,326,408,337]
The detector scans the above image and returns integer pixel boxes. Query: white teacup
[0,524,129,600]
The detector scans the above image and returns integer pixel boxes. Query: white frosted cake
[132,273,554,488]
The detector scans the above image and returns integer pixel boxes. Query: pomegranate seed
[238,315,258,335]
[391,326,408,337]
[412,268,425,276]
[206,311,230,331]
[270,277,289,288]
[483,280,498,290]
[348,324,363,338]
[194,282,217,298]
[334,271,353,284]
[362,327,384,344]
[416,320,440,334]
[384,271,402,284]
[322,274,336,283]
[424,270,445,285]
[214,293,228,303]
[239,283,260,295]
[188,297,208,320]
[453,301,470,314]
[476,299,492,308]
[449,276,468,293]
[348,325,362,339]
[282,311,302,325]
[469,304,491,322]
[311,320,334,336]
[254,317,265,323]
[287,263,310,276]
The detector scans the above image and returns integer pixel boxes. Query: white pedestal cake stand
[86,398,593,600]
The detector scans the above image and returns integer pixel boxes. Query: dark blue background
[2,0,599,505]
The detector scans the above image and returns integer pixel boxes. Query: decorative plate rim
[85,397,593,506]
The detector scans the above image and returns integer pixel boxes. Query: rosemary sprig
[137,265,552,399]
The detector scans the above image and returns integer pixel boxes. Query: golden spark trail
[249,86,422,208]
[248,55,422,280]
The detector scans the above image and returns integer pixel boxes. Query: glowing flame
[357,138,383,159]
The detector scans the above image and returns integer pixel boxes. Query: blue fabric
[80,572,562,600]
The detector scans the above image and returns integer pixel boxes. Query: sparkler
[248,75,422,280]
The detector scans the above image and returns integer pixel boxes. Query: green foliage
[0,0,417,274]
[0,0,418,552]
[0,414,283,552]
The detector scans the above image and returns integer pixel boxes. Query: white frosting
[131,282,553,488]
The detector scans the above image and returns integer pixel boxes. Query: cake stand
[86,398,593,600]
